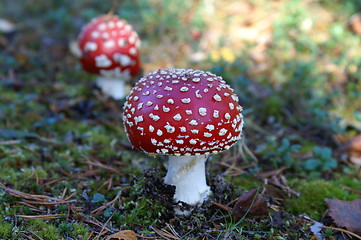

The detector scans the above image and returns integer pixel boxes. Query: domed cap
[78,15,141,79]
[123,68,243,156]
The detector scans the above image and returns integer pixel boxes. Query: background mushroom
[77,14,141,100]
[123,68,244,207]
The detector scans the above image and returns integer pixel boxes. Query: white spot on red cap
[213,110,219,118]
[118,39,126,47]
[164,124,175,133]
[104,40,115,48]
[180,87,189,92]
[163,106,170,112]
[186,110,192,115]
[191,129,199,134]
[95,54,112,68]
[213,94,222,101]
[219,128,227,136]
[149,113,160,121]
[195,90,202,98]
[189,139,197,145]
[198,107,207,116]
[173,114,182,121]
[206,124,215,131]
[84,42,97,51]
[181,98,191,103]
[149,125,155,132]
[189,120,198,126]
[113,53,132,66]
[129,47,137,56]
[91,31,100,38]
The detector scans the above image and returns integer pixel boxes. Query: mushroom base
[164,155,211,207]
[96,76,127,100]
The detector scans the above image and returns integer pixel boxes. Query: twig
[16,214,61,219]
[28,230,45,240]
[320,226,361,239]
[92,212,114,240]
[0,140,22,145]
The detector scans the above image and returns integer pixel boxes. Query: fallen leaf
[338,134,361,152]
[348,13,361,36]
[108,230,137,240]
[231,188,268,221]
[325,198,361,235]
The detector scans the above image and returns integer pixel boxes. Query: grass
[1,0,361,239]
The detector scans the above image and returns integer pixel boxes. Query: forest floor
[1,0,361,239]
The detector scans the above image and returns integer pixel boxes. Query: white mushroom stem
[164,154,211,206]
[96,76,127,100]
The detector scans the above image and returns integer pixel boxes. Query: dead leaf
[108,230,137,240]
[325,198,361,235]
[348,13,361,36]
[231,188,268,221]
[338,134,361,153]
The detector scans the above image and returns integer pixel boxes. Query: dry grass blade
[0,139,22,145]
[165,223,181,239]
[60,168,100,178]
[212,202,232,213]
[16,214,62,219]
[0,183,74,202]
[151,226,181,240]
[81,160,122,174]
[19,232,37,240]
[28,230,45,240]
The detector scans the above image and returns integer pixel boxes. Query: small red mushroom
[123,68,244,209]
[77,14,141,99]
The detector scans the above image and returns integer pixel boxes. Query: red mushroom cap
[123,68,243,156]
[78,15,141,78]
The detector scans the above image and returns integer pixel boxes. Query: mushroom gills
[164,154,211,206]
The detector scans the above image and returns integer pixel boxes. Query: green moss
[0,219,15,239]
[117,198,166,228]
[25,219,62,240]
[58,222,90,239]
[336,176,361,192]
[285,179,359,220]
[226,174,262,192]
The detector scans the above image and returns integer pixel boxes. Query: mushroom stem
[96,76,127,100]
[164,154,211,206]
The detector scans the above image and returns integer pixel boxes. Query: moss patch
[285,179,359,220]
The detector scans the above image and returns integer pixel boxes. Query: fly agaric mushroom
[77,14,141,99]
[123,68,243,206]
